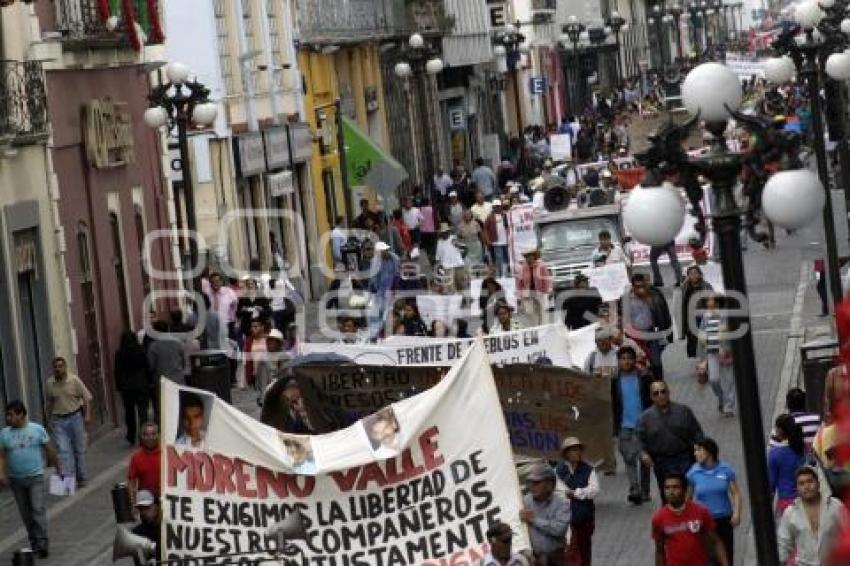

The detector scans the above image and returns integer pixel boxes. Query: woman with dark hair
[479,276,504,333]
[687,438,743,564]
[114,331,152,444]
[401,301,428,337]
[768,414,806,516]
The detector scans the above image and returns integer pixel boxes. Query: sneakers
[627,493,643,505]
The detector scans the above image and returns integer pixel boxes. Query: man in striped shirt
[769,388,820,453]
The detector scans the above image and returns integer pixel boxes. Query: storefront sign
[529,76,547,95]
[448,107,466,131]
[263,127,289,169]
[487,0,507,28]
[289,123,314,163]
[233,132,266,178]
[267,170,293,197]
[82,98,134,168]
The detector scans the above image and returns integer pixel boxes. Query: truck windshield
[539,218,619,252]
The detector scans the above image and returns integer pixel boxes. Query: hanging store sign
[487,0,507,28]
[233,132,266,178]
[82,98,135,168]
[529,76,548,95]
[263,127,290,169]
[448,106,466,131]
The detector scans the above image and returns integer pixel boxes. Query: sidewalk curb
[741,261,810,565]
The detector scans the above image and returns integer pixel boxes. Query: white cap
[375,241,391,251]
[509,185,520,194]
[449,191,458,197]
[267,329,284,342]
[136,490,155,507]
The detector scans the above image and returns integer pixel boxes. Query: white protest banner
[162,342,530,564]
[508,204,536,273]
[469,277,518,316]
[567,323,598,370]
[582,262,630,302]
[550,133,572,161]
[302,323,578,367]
[416,294,464,325]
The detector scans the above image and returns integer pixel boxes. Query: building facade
[164,0,318,297]
[0,2,74,424]
[29,0,173,426]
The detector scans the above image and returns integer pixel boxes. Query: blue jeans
[492,245,510,276]
[52,411,87,483]
[10,474,48,549]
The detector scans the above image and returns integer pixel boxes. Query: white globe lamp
[408,33,425,49]
[568,15,578,24]
[764,57,794,83]
[192,102,218,126]
[821,0,836,8]
[493,45,507,57]
[623,184,686,246]
[425,58,444,75]
[842,18,850,34]
[579,30,590,43]
[762,170,825,230]
[825,52,850,80]
[682,62,742,122]
[143,107,168,129]
[166,62,190,85]
[394,61,412,78]
[795,1,824,29]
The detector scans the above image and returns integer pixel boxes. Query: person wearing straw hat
[435,223,467,291]
[555,437,599,566]
[516,246,552,326]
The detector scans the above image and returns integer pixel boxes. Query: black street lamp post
[394,33,445,188]
[145,63,217,298]
[494,21,528,177]
[563,16,586,114]
[772,24,844,306]
[666,4,685,62]
[606,12,627,84]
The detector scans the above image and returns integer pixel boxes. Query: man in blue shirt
[611,346,652,505]
[0,400,56,557]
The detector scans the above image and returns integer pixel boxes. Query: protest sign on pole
[416,294,464,326]
[162,342,530,564]
[302,323,581,368]
[581,262,630,301]
[550,133,572,161]
[508,204,536,273]
[293,364,614,465]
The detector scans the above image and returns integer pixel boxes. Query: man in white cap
[255,329,287,403]
[470,191,493,224]
[131,489,161,555]
[435,224,467,291]
[555,437,599,566]
[484,199,511,276]
[521,462,570,565]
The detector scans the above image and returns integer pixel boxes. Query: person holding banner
[484,199,511,277]
[521,463,571,565]
[491,301,524,333]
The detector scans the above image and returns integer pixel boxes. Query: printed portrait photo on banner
[279,434,318,475]
[174,390,214,450]
[360,406,402,458]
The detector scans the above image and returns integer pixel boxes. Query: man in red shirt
[652,472,729,566]
[128,421,161,505]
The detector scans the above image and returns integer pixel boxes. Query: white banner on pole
[161,343,529,563]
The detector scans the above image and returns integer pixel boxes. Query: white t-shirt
[470,202,492,224]
[583,347,618,376]
[436,238,464,268]
[402,207,422,230]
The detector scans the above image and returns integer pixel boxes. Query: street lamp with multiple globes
[762,1,844,307]
[394,33,444,185]
[626,62,827,566]
[494,22,527,141]
[145,62,218,297]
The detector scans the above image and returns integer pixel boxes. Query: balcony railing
[52,0,163,48]
[0,61,48,142]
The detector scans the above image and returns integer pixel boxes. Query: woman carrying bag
[698,293,736,417]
